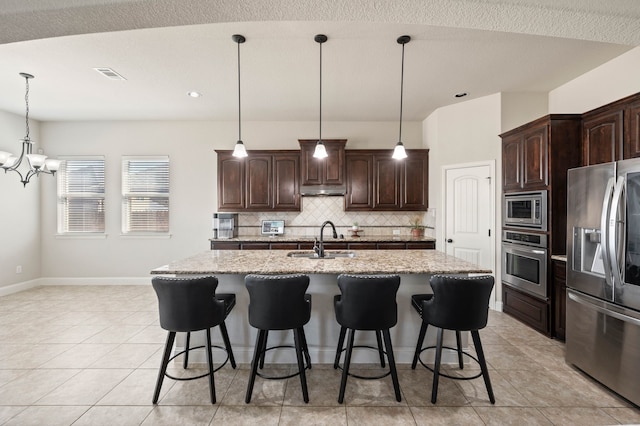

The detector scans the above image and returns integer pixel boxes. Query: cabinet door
[502,135,522,191]
[273,154,300,211]
[345,153,373,210]
[245,154,272,210]
[217,152,245,210]
[402,150,429,210]
[373,154,401,210]
[582,109,624,165]
[299,139,346,186]
[625,100,640,159]
[522,126,548,189]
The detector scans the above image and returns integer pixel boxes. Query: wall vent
[93,67,126,80]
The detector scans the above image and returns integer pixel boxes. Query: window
[122,156,169,234]
[57,157,106,234]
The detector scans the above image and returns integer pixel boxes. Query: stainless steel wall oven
[502,230,548,298]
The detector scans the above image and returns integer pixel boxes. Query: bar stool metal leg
[338,328,356,404]
[219,322,236,369]
[411,322,428,369]
[183,332,190,369]
[153,331,176,404]
[471,330,495,404]
[246,329,267,403]
[431,327,444,403]
[382,329,401,402]
[205,328,216,404]
[299,327,312,369]
[259,330,269,369]
[334,326,346,369]
[376,330,386,368]
[455,330,464,370]
[294,328,309,403]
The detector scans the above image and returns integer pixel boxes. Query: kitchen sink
[286,250,356,259]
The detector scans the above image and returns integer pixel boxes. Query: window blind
[122,156,169,234]
[57,157,105,233]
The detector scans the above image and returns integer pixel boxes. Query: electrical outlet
[393,229,400,235]
[16,265,22,274]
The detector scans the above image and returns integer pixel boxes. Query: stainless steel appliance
[566,158,640,406]
[503,190,547,230]
[212,213,238,239]
[502,230,548,298]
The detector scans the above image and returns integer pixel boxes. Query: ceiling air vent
[93,67,126,80]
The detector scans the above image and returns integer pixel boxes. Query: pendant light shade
[313,34,328,159]
[392,35,411,160]
[232,34,248,158]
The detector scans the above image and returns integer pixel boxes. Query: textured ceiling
[0,0,638,122]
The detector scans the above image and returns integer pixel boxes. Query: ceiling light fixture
[455,92,468,98]
[0,72,60,187]
[313,34,328,159]
[187,91,202,98]
[392,35,411,160]
[232,34,248,158]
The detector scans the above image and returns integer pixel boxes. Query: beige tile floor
[1,285,639,425]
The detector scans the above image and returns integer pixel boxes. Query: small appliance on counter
[261,220,284,237]
[212,213,238,239]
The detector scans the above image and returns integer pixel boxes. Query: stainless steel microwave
[503,190,547,230]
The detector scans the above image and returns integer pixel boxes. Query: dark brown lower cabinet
[210,240,436,250]
[552,260,567,340]
[210,242,241,250]
[502,284,550,336]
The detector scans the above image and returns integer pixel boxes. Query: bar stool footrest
[416,345,483,380]
[256,344,311,380]
[335,345,392,380]
[165,344,230,381]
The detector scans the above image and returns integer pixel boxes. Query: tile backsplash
[233,197,436,238]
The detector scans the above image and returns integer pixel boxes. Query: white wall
[501,92,549,133]
[0,111,42,288]
[38,120,421,280]
[549,46,640,114]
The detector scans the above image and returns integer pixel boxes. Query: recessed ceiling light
[454,92,468,98]
[187,91,202,98]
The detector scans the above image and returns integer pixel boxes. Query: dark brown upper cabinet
[216,150,300,212]
[299,139,346,186]
[581,92,640,165]
[501,115,581,193]
[345,149,429,211]
[582,108,624,165]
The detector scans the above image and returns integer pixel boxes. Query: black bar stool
[333,274,401,404]
[411,274,495,404]
[244,274,312,403]
[151,276,236,404]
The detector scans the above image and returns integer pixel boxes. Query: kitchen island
[151,249,491,364]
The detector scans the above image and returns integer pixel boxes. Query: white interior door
[444,163,494,271]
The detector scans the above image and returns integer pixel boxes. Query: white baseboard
[0,277,151,296]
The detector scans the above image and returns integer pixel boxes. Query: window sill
[120,234,172,239]
[55,233,107,239]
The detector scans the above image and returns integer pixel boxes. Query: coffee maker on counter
[212,213,238,239]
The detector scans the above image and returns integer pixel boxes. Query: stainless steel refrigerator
[566,158,640,406]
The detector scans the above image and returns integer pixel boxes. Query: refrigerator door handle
[568,290,640,327]
[609,176,625,289]
[600,177,616,287]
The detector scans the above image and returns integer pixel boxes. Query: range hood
[299,184,346,196]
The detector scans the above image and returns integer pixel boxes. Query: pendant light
[313,34,328,159]
[232,34,248,158]
[392,35,410,160]
[0,72,60,187]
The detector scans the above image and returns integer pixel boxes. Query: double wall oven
[502,190,549,299]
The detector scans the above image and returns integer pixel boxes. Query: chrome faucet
[315,220,338,258]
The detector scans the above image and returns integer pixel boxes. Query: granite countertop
[151,249,490,276]
[551,254,567,262]
[210,235,436,243]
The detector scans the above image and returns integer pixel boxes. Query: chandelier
[0,72,60,187]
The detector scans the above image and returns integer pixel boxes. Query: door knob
[447,239,453,243]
